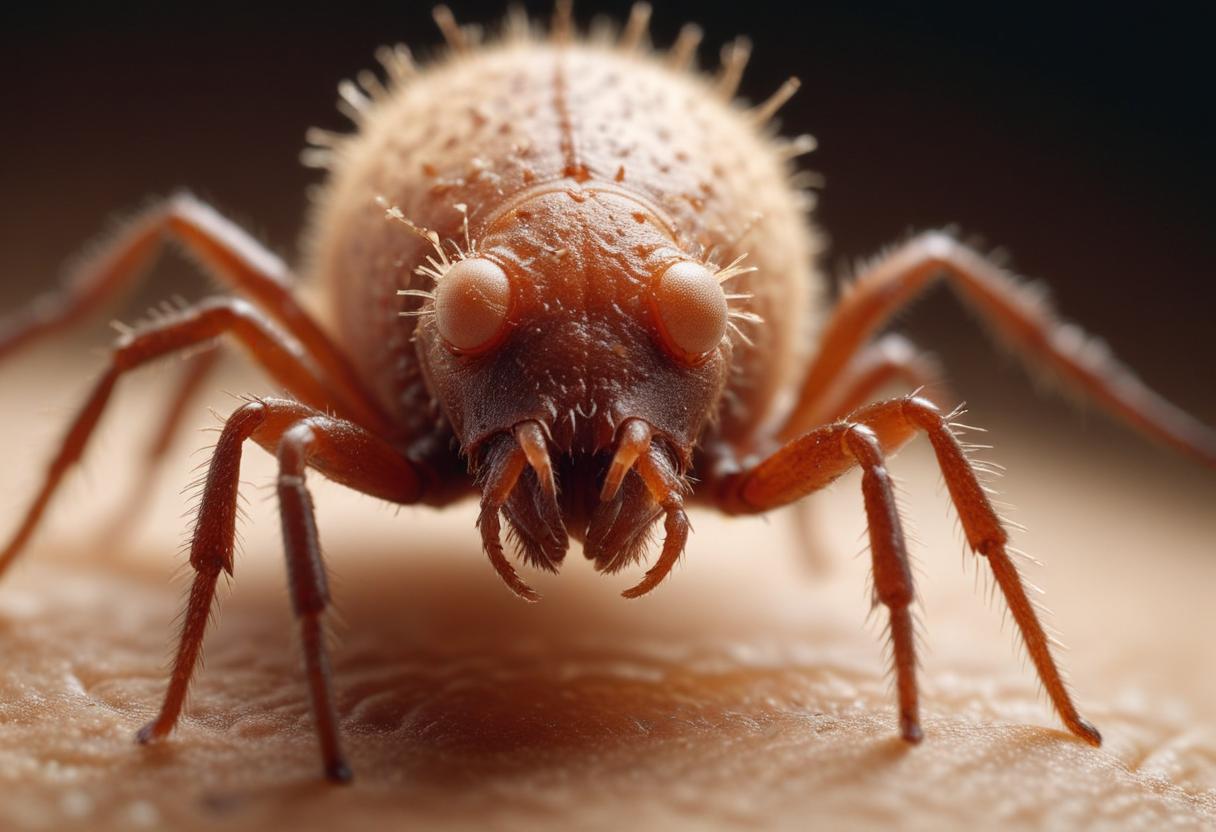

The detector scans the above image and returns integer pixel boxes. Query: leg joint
[220,399,270,441]
[277,422,318,474]
[842,422,883,466]
[876,582,914,610]
[900,395,943,429]
[912,229,962,265]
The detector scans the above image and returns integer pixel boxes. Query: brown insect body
[2,4,1213,783]
[308,35,818,570]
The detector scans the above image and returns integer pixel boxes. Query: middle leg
[812,333,947,425]
[778,232,1216,466]
[787,332,946,574]
[1,296,363,577]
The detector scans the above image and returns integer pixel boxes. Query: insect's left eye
[649,260,728,364]
[434,257,512,353]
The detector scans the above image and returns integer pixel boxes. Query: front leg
[715,395,1101,746]
[137,398,429,783]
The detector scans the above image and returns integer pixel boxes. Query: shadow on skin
[3,505,1213,832]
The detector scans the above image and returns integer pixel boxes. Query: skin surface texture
[0,356,1213,830]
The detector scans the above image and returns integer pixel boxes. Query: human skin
[0,354,1213,831]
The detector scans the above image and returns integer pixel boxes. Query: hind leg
[2,297,358,576]
[0,192,392,434]
[718,395,1101,745]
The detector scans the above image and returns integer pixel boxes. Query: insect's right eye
[434,257,512,353]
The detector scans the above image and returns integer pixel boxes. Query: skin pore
[0,354,1213,831]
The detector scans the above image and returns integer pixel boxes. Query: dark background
[3,2,1212,428]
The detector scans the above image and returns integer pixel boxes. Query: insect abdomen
[305,30,822,447]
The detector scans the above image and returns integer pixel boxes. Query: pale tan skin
[0,3,1213,786]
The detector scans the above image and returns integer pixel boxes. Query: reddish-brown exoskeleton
[1,5,1213,783]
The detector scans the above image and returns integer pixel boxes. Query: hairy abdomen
[303,31,822,448]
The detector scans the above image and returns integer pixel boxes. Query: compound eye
[650,260,728,363]
[434,257,512,353]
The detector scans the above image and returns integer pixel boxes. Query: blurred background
[1,0,1212,432]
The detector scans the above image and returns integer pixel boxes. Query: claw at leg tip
[325,760,354,784]
[1074,717,1102,747]
[135,721,163,745]
[900,720,924,744]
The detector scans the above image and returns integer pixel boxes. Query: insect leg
[787,333,946,576]
[275,421,349,782]
[719,395,1101,746]
[811,334,948,425]
[136,398,426,784]
[778,232,1216,466]
[99,346,222,545]
[0,297,349,577]
[0,191,393,435]
[845,425,921,741]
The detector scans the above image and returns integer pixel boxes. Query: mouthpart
[475,418,690,602]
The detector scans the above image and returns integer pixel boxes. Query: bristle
[715,36,752,99]
[336,79,370,123]
[666,23,703,69]
[375,196,450,273]
[503,5,532,40]
[713,253,758,285]
[356,69,387,101]
[618,2,652,51]
[586,14,618,46]
[433,6,470,53]
[375,43,417,85]
[728,310,764,325]
[454,203,473,256]
[552,0,574,42]
[751,76,800,123]
[300,149,334,170]
[788,170,825,190]
[305,127,344,148]
[462,23,486,48]
[726,320,755,347]
[775,133,818,161]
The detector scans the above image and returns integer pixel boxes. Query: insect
[1,3,1213,784]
